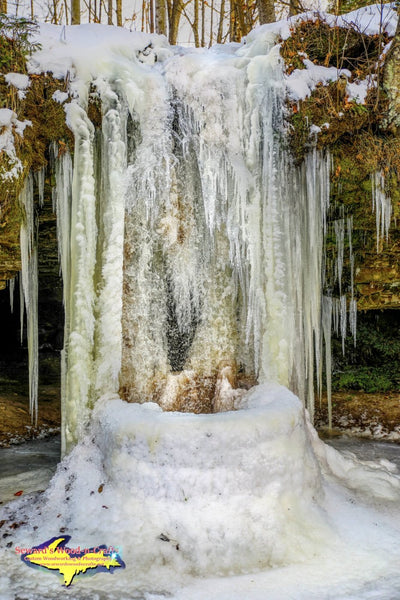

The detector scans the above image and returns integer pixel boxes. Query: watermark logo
[18,536,125,586]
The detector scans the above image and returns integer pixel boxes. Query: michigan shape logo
[21,536,125,586]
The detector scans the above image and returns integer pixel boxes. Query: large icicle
[19,175,39,426]
[61,101,98,453]
[52,144,73,456]
[93,88,127,398]
[372,171,392,252]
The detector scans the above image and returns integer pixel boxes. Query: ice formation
[41,25,334,452]
[1,7,400,598]
[372,170,393,252]
[19,176,39,426]
[1,383,400,599]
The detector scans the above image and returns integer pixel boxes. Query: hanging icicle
[372,171,392,252]
[19,175,39,426]
[8,276,15,314]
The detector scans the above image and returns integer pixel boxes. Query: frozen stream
[0,436,60,504]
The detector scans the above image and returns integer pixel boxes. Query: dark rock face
[0,188,63,397]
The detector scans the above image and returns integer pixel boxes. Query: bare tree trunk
[217,0,225,43]
[155,0,167,35]
[257,0,274,24]
[71,0,80,23]
[192,0,199,46]
[53,0,58,22]
[141,0,146,30]
[108,0,113,24]
[31,0,34,18]
[64,0,69,23]
[209,0,214,46]
[0,0,7,14]
[382,9,400,131]
[148,0,154,31]
[168,0,182,45]
[116,0,122,25]
[201,0,205,46]
[230,0,245,41]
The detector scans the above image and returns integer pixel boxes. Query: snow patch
[0,109,31,181]
[286,60,351,101]
[52,89,68,103]
[4,72,30,90]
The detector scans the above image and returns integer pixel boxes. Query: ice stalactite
[52,144,73,456]
[34,168,45,207]
[54,83,129,453]
[334,219,345,295]
[321,296,332,428]
[93,92,127,399]
[19,175,39,426]
[8,276,15,314]
[59,101,98,453]
[324,207,357,396]
[372,171,392,252]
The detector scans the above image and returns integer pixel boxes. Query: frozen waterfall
[47,37,333,452]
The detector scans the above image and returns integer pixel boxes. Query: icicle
[8,276,15,314]
[347,215,357,346]
[19,272,24,345]
[334,219,345,294]
[56,101,98,454]
[349,298,357,346]
[52,142,73,457]
[19,175,39,426]
[340,294,347,355]
[372,171,392,252]
[35,168,45,207]
[322,295,332,429]
[93,90,127,397]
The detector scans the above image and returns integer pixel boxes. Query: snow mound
[1,384,400,598]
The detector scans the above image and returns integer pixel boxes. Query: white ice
[1,384,400,599]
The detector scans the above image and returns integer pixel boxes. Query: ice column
[19,175,39,425]
[55,90,128,454]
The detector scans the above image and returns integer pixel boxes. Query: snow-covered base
[1,384,400,599]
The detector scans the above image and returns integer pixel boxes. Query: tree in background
[383,3,400,130]
[1,0,393,45]
[257,0,275,24]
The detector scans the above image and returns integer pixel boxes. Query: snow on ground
[1,384,400,599]
[4,73,30,90]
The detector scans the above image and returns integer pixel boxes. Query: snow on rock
[0,108,31,181]
[338,2,398,37]
[28,23,173,84]
[52,89,69,103]
[4,72,30,90]
[286,60,351,101]
[346,78,370,103]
